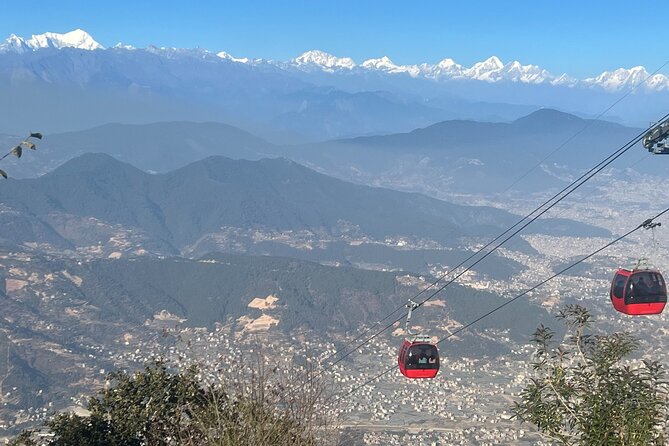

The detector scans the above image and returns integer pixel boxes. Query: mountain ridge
[1,29,102,52]
[2,29,665,91]
[0,153,609,253]
[339,109,631,146]
[280,108,649,196]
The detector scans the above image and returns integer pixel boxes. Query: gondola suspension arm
[404,300,419,336]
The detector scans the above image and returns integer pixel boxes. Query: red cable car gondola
[398,336,439,378]
[610,268,667,315]
[397,301,439,379]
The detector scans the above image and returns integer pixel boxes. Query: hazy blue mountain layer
[286,109,652,194]
[0,153,608,254]
[4,44,666,141]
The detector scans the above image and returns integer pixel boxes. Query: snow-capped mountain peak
[499,60,554,84]
[436,58,459,69]
[582,66,669,91]
[1,34,29,52]
[464,56,505,80]
[458,56,558,84]
[362,56,398,71]
[0,29,103,53]
[551,73,578,86]
[27,29,103,50]
[360,56,422,77]
[293,50,355,70]
[5,34,21,45]
[217,51,250,64]
[478,56,504,70]
[113,42,136,51]
[416,58,464,79]
[1,30,668,92]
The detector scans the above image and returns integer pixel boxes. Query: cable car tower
[643,118,669,154]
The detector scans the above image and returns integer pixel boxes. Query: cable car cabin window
[399,344,408,362]
[612,274,627,299]
[626,271,668,304]
[406,344,439,369]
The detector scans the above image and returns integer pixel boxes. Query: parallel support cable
[317,115,669,377]
[336,209,669,401]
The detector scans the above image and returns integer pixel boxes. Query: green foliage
[7,431,38,446]
[513,304,669,445]
[58,361,207,445]
[14,357,337,446]
[48,413,136,446]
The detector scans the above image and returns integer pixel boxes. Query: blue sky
[1,0,665,78]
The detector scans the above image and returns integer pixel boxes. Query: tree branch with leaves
[0,132,43,179]
[513,304,669,446]
[9,351,340,446]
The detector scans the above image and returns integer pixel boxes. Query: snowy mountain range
[1,29,103,52]
[284,51,667,91]
[1,29,667,92]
